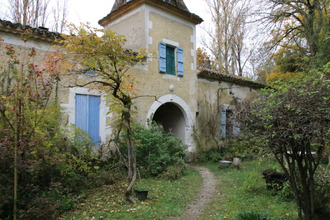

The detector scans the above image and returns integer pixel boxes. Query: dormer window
[158,42,184,77]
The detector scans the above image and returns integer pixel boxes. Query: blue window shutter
[75,94,88,133]
[177,47,184,77]
[88,96,100,145]
[159,42,166,73]
[220,109,226,139]
[75,94,100,145]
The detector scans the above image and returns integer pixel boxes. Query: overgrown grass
[198,158,298,220]
[61,158,299,220]
[60,167,202,219]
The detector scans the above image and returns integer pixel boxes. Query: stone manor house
[0,0,265,153]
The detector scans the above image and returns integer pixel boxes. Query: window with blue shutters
[158,41,184,77]
[75,94,100,145]
[220,108,241,139]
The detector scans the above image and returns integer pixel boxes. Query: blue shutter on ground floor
[159,42,166,73]
[75,94,88,132]
[75,94,100,145]
[220,109,226,139]
[177,47,184,77]
[88,95,100,145]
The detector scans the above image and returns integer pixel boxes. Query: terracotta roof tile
[0,19,61,41]
[198,68,266,89]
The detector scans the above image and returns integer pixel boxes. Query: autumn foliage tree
[264,0,328,56]
[241,64,330,220]
[0,36,63,219]
[61,24,147,202]
[254,0,329,82]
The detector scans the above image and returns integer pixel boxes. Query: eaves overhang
[0,19,62,42]
[198,69,266,89]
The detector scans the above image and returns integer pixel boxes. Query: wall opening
[152,102,186,143]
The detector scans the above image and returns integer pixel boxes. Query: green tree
[61,24,147,202]
[241,63,330,220]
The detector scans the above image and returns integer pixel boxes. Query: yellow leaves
[123,81,140,97]
[266,71,304,85]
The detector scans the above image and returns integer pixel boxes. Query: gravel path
[179,165,216,220]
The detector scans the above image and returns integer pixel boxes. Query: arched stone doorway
[153,102,185,143]
[146,94,195,152]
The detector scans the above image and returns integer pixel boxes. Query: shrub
[133,124,186,177]
[160,163,187,180]
[277,181,295,201]
[197,150,223,162]
[222,135,265,159]
[236,210,271,220]
[241,67,330,220]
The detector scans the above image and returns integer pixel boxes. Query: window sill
[162,74,181,81]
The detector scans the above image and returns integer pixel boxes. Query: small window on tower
[158,41,184,77]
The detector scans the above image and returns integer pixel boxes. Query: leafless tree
[52,0,68,33]
[7,0,50,27]
[6,0,69,32]
[203,0,253,76]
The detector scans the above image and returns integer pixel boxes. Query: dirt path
[179,165,216,220]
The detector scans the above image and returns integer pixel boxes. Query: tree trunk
[123,103,137,202]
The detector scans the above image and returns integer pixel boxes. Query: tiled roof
[0,19,61,42]
[111,0,189,13]
[198,68,266,89]
[99,0,203,26]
